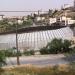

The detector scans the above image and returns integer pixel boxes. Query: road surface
[5,54,75,67]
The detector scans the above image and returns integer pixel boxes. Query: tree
[62,40,72,52]
[47,38,63,54]
[40,47,50,54]
[40,38,74,54]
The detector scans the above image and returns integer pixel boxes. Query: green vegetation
[0,51,6,67]
[22,20,33,27]
[0,64,75,75]
[0,49,22,57]
[64,47,75,57]
[40,47,50,54]
[23,50,35,56]
[0,19,33,33]
[0,49,35,57]
[0,38,74,57]
[40,38,75,54]
[0,19,10,33]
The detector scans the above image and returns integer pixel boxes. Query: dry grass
[0,64,75,75]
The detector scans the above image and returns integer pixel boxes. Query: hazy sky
[0,0,74,16]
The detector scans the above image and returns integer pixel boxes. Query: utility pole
[16,18,20,65]
[38,10,40,16]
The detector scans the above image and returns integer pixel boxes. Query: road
[5,54,75,67]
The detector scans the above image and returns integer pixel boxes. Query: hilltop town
[0,1,75,33]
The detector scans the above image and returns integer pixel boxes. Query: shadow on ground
[62,54,75,63]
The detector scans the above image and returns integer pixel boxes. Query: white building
[49,18,57,24]
[36,16,45,21]
[60,16,71,21]
[63,4,71,9]
[36,17,41,21]
[60,16,75,25]
[18,20,23,24]
[68,20,75,24]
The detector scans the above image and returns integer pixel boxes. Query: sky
[0,0,74,16]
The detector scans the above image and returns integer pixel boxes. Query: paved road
[5,54,75,67]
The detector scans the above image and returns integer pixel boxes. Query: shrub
[29,50,35,55]
[24,50,35,56]
[47,38,63,54]
[40,47,50,54]
[5,49,22,57]
[0,49,22,57]
[5,49,14,57]
[62,40,72,52]
[40,38,74,54]
[0,50,6,67]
